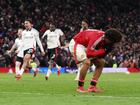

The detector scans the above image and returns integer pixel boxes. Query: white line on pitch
[0,91,140,99]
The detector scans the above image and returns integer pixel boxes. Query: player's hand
[7,50,11,54]
[60,46,65,49]
[41,51,45,56]
[15,50,19,54]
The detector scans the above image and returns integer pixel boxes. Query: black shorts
[16,56,23,63]
[24,48,35,56]
[48,48,58,61]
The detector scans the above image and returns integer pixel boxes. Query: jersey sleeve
[14,39,18,49]
[86,40,106,58]
[42,30,48,39]
[58,29,64,36]
[35,31,44,52]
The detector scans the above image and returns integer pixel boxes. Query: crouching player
[69,28,122,93]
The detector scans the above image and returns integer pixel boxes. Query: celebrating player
[42,23,65,80]
[15,19,45,80]
[7,28,23,75]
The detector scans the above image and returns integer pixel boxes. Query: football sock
[90,78,98,86]
[19,68,24,75]
[78,80,84,87]
[46,69,51,77]
[15,66,20,75]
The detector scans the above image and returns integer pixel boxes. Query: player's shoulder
[45,29,50,32]
[15,38,19,42]
[32,28,39,33]
[85,29,105,34]
[22,30,26,33]
[44,29,50,34]
[55,28,62,32]
[15,38,21,43]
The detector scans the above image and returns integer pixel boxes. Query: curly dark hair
[105,28,122,43]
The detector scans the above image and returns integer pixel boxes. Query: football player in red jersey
[69,28,122,93]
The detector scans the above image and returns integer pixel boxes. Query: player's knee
[24,54,31,61]
[84,59,91,66]
[16,62,21,67]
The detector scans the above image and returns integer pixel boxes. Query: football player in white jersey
[7,28,23,75]
[15,19,45,80]
[42,23,64,80]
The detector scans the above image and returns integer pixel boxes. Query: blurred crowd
[0,0,140,68]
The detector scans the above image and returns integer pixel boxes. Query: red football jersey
[73,29,106,58]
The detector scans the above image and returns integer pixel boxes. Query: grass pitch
[0,73,140,105]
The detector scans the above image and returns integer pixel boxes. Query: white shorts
[69,39,87,62]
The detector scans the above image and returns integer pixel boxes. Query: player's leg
[88,58,105,93]
[45,59,53,80]
[32,57,40,77]
[54,48,61,76]
[28,55,39,77]
[69,40,88,92]
[75,63,82,80]
[45,49,55,80]
[69,39,90,93]
[16,49,33,80]
[15,56,23,75]
[77,59,90,92]
[15,51,24,80]
[18,53,31,76]
[55,63,61,76]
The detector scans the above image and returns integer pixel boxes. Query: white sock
[46,69,51,77]
[15,61,21,75]
[32,68,37,72]
[56,64,61,71]
[19,68,24,75]
[15,66,20,75]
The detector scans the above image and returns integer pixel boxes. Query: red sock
[57,69,60,76]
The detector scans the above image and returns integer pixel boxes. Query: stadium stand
[0,0,140,68]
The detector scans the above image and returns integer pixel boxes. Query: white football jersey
[19,28,44,52]
[42,29,64,49]
[15,38,22,51]
[15,37,24,58]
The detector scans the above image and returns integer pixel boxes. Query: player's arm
[8,43,16,54]
[41,30,48,46]
[59,29,65,46]
[35,31,45,55]
[7,38,19,54]
[86,40,106,58]
[41,30,48,39]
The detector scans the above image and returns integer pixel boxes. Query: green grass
[0,73,140,105]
